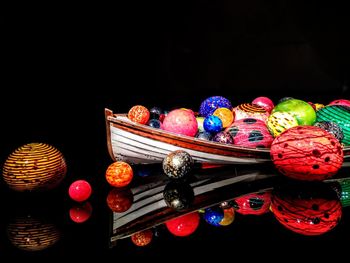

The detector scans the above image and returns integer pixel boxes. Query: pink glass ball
[252,96,274,113]
[162,108,198,137]
[270,126,344,181]
[68,180,92,202]
[329,99,350,107]
[225,118,274,148]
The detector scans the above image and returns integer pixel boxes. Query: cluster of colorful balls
[126,97,350,182]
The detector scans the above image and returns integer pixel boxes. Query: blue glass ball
[199,96,232,117]
[203,206,224,226]
[203,115,223,133]
[147,119,161,129]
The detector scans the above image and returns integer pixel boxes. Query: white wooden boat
[105,108,350,165]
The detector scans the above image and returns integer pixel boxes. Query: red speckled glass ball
[128,105,150,125]
[69,202,93,223]
[131,229,153,246]
[162,108,198,137]
[68,180,92,202]
[165,212,200,237]
[105,161,133,187]
[271,182,342,235]
[233,191,271,215]
[106,188,133,213]
[271,126,343,181]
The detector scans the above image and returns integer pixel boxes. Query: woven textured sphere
[7,216,61,251]
[2,143,67,192]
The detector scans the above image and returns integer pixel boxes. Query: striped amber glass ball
[2,143,67,191]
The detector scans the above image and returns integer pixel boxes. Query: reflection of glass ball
[163,181,194,211]
[106,188,134,213]
[271,181,342,236]
[2,143,67,192]
[69,202,93,223]
[165,212,200,237]
[162,150,193,179]
[7,216,61,251]
[131,229,153,246]
[234,191,271,215]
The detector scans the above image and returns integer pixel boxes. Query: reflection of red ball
[165,212,200,237]
[131,229,153,246]
[105,161,133,187]
[68,180,92,202]
[69,202,93,223]
[271,126,344,181]
[234,191,271,215]
[162,109,198,137]
[106,188,133,213]
[128,105,150,124]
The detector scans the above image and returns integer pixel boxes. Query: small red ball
[68,180,92,202]
[69,202,93,223]
[106,188,134,213]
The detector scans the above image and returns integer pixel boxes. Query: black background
[1,1,350,259]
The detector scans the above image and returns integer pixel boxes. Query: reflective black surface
[2,1,350,260]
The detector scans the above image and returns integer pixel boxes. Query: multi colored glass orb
[165,212,200,237]
[7,216,61,251]
[233,103,269,122]
[271,181,342,236]
[69,202,93,223]
[212,131,233,144]
[68,180,92,202]
[199,96,232,117]
[272,99,316,125]
[203,206,224,226]
[252,96,274,113]
[225,118,273,148]
[128,105,150,124]
[270,126,344,181]
[213,107,234,128]
[266,111,299,137]
[131,229,153,246]
[163,181,194,211]
[203,115,223,133]
[105,161,133,187]
[314,121,344,142]
[233,191,271,215]
[316,105,350,145]
[162,108,198,137]
[2,143,67,192]
[162,150,193,179]
[329,99,350,107]
[106,188,134,213]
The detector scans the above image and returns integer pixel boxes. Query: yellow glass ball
[2,143,67,191]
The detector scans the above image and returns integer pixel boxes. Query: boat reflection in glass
[108,163,350,247]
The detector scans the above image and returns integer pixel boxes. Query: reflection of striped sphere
[7,217,61,251]
[2,143,67,191]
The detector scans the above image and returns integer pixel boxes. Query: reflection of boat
[105,108,350,165]
[109,165,350,246]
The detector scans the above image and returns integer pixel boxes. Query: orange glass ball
[128,105,150,124]
[2,143,67,192]
[105,161,133,187]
